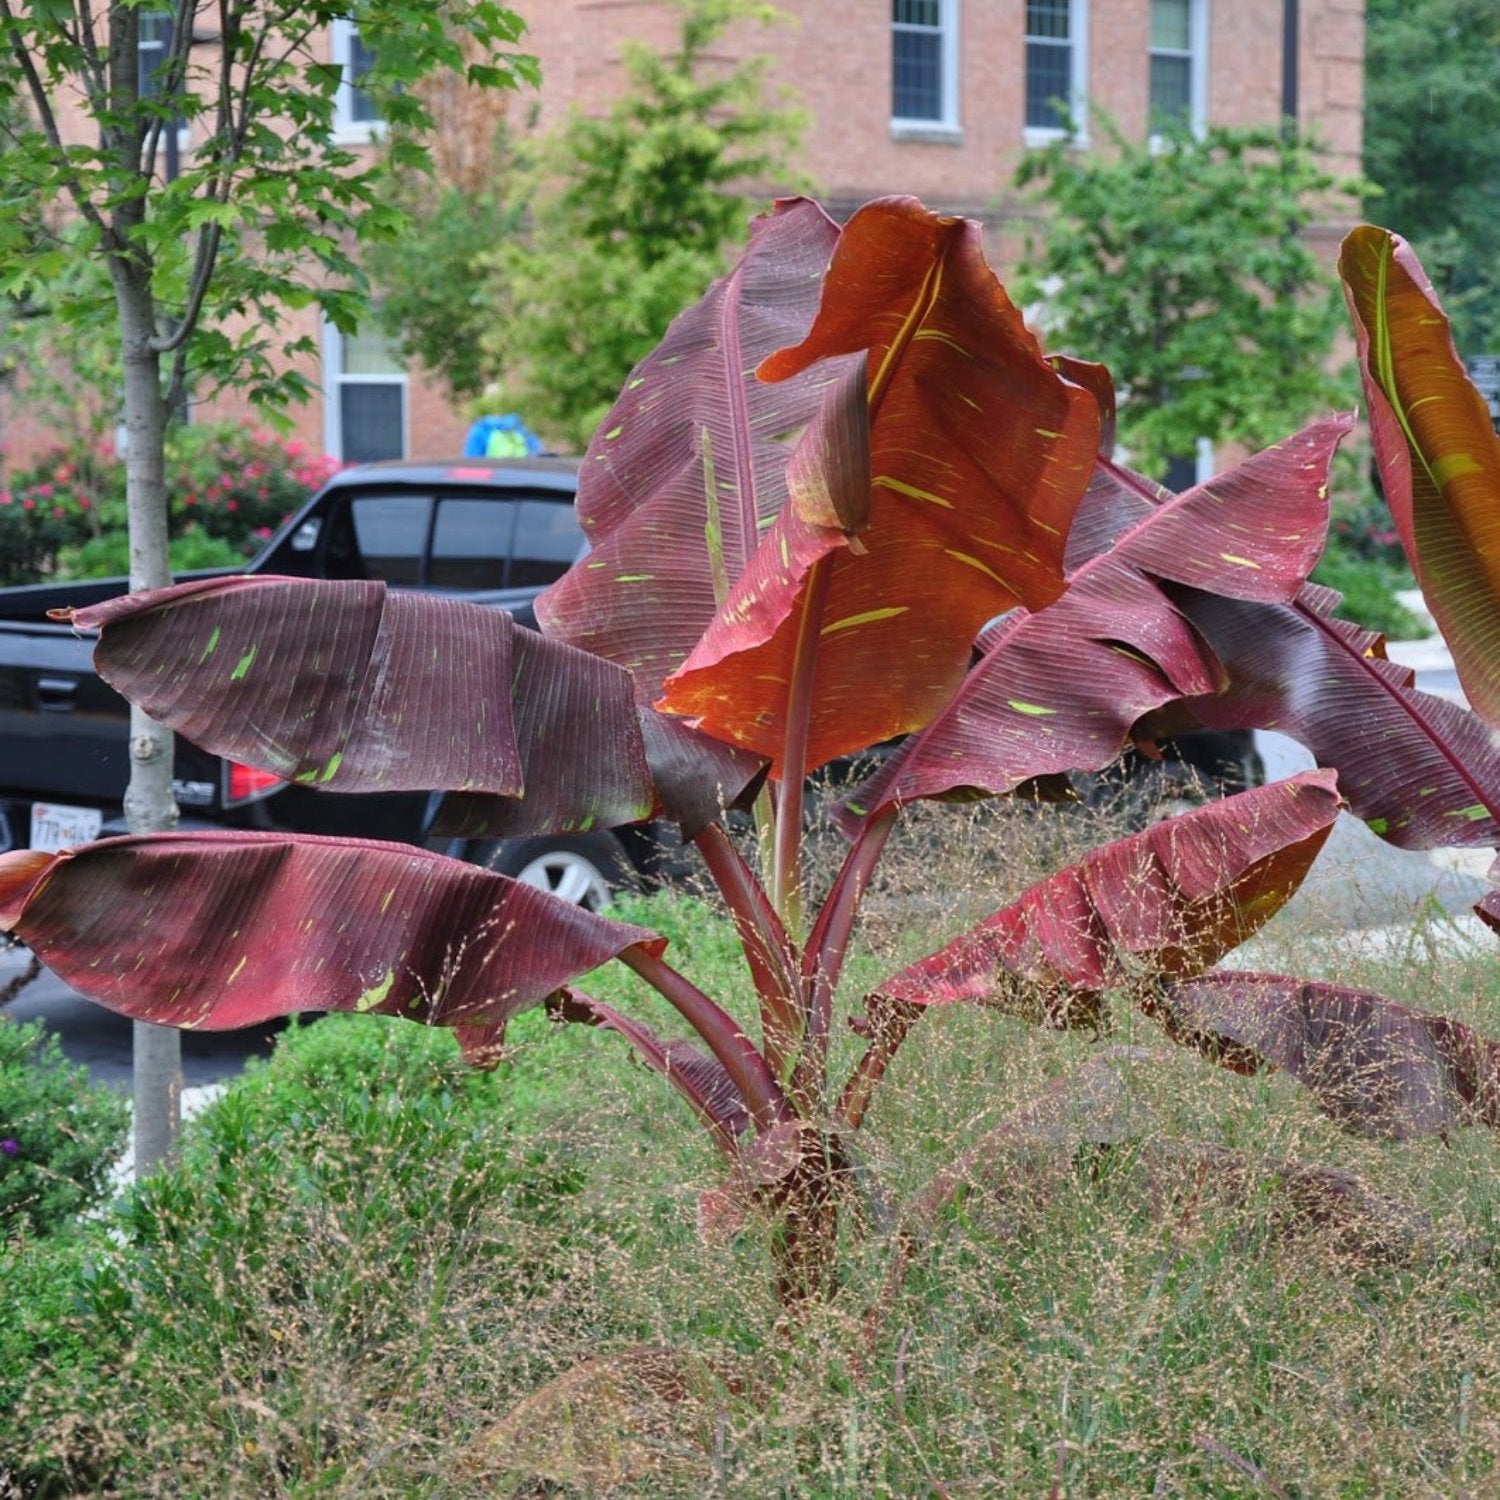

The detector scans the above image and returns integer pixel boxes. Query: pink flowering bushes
[0,425,340,585]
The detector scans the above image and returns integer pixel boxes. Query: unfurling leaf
[536,197,842,704]
[662,196,1100,770]
[0,834,661,1033]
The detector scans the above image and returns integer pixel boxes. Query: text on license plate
[30,802,103,854]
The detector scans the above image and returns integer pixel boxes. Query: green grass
[8,836,1500,1495]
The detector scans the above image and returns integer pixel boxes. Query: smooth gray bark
[113,254,182,1175]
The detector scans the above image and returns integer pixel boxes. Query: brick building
[9,2,1366,465]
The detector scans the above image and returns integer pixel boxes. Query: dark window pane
[348,26,379,123]
[340,383,404,464]
[893,0,939,25]
[893,29,942,119]
[1026,0,1071,41]
[1150,54,1191,125]
[510,499,586,588]
[1026,42,1072,129]
[349,494,430,586]
[429,498,514,591]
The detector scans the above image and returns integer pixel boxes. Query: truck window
[429,498,516,590]
[348,494,431,585]
[510,498,585,588]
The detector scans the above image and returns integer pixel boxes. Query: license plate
[29,801,103,854]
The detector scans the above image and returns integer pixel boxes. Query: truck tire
[476,832,632,911]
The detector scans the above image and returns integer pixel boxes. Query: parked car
[0,457,672,910]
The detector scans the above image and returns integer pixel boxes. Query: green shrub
[55,522,246,580]
[0,424,340,585]
[7,1010,615,1491]
[0,1018,129,1240]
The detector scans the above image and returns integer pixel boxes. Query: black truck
[0,457,665,910]
[0,455,1261,908]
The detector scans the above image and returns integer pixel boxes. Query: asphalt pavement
[2,603,1491,1095]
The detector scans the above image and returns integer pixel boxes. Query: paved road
[3,625,1489,1094]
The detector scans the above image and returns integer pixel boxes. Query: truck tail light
[224,761,284,806]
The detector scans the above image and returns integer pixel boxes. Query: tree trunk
[112,256,181,1175]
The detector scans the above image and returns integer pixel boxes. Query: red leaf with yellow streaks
[1340,226,1500,723]
[0,835,661,1032]
[872,771,1340,1021]
[660,197,1099,770]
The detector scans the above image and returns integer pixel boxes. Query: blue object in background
[464,413,543,459]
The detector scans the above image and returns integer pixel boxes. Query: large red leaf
[838,417,1350,826]
[872,771,1341,1020]
[1341,226,1500,724]
[535,197,842,705]
[68,576,654,836]
[0,833,662,1032]
[1157,971,1500,1140]
[657,196,1101,771]
[1173,582,1500,850]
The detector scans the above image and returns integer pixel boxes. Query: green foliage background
[1363,0,1500,356]
[1015,120,1353,478]
[377,0,806,452]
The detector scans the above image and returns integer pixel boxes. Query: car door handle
[35,676,80,712]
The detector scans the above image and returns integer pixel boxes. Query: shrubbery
[1,1009,609,1491]
[0,1016,128,1240]
[0,424,339,586]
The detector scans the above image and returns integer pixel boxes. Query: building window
[332,18,380,136]
[1149,0,1207,136]
[1024,0,1087,142]
[324,319,406,463]
[892,0,958,131]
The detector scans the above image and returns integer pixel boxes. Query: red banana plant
[0,201,1486,1307]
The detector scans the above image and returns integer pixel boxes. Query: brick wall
[3,2,1364,468]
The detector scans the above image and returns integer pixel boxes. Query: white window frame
[1148,0,1209,142]
[322,317,408,463]
[1023,0,1090,149]
[890,0,960,139]
[332,17,383,142]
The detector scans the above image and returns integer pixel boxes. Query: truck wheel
[477,833,632,911]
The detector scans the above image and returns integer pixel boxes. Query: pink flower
[226,500,238,512]
[77,497,90,510]
[51,506,63,518]
[36,483,53,499]
[21,498,34,510]
[0,492,11,506]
